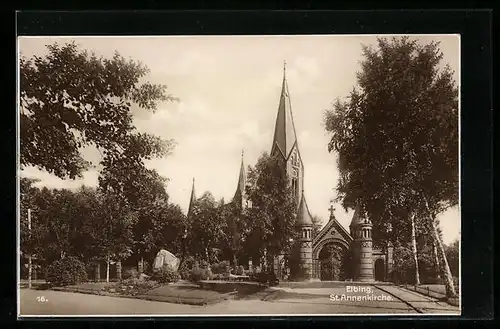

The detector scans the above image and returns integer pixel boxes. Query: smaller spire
[234,150,246,202]
[188,177,197,216]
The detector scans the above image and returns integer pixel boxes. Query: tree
[188,192,226,263]
[445,239,459,278]
[324,37,458,297]
[245,152,297,271]
[219,201,245,267]
[91,191,135,282]
[20,42,176,193]
[311,215,323,240]
[152,203,188,257]
[19,178,44,283]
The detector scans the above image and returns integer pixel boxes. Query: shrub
[178,256,196,280]
[122,267,139,280]
[251,271,279,286]
[46,256,88,287]
[211,261,230,275]
[235,265,245,275]
[189,267,213,282]
[151,264,180,284]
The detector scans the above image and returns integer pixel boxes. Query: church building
[187,64,393,282]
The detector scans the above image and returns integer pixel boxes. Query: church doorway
[318,243,346,281]
[374,258,385,281]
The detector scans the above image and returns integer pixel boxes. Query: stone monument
[153,249,180,271]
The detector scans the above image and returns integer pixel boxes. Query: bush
[211,261,230,275]
[122,267,139,280]
[178,256,196,280]
[251,271,279,286]
[235,265,245,275]
[151,264,180,284]
[189,267,213,282]
[46,256,88,287]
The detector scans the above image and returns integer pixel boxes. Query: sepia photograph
[18,35,460,317]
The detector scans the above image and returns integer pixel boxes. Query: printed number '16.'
[36,296,48,302]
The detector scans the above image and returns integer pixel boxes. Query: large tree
[188,191,226,263]
[20,42,176,195]
[324,37,458,297]
[245,153,298,271]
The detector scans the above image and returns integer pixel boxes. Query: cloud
[20,166,99,190]
[18,35,461,244]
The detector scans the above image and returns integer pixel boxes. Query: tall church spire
[271,61,298,159]
[188,177,196,216]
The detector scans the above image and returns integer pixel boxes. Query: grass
[49,280,240,305]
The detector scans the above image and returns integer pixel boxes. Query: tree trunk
[116,260,122,281]
[95,263,101,282]
[138,257,144,274]
[411,214,420,285]
[205,247,209,263]
[432,240,441,281]
[28,254,32,289]
[233,254,238,268]
[424,198,457,298]
[106,256,110,283]
[262,248,268,272]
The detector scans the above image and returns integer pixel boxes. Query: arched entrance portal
[374,258,385,281]
[317,242,348,281]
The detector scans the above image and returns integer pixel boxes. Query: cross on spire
[283,60,287,74]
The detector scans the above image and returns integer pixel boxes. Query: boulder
[153,249,180,271]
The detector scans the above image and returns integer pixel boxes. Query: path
[19,284,458,317]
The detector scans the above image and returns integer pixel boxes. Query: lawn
[49,280,238,305]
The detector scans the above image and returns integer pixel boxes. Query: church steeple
[271,61,298,159]
[233,150,247,207]
[269,62,304,207]
[188,178,196,216]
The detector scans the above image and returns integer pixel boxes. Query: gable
[313,216,353,249]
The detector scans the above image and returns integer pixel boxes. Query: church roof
[271,63,298,159]
[233,150,246,201]
[187,178,196,216]
[312,204,353,247]
[296,192,313,226]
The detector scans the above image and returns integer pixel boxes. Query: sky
[18,35,461,245]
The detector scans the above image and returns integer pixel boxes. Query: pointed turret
[297,192,313,226]
[349,203,363,231]
[187,178,196,216]
[349,202,374,282]
[233,150,247,207]
[296,190,313,280]
[349,202,371,232]
[271,61,298,159]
